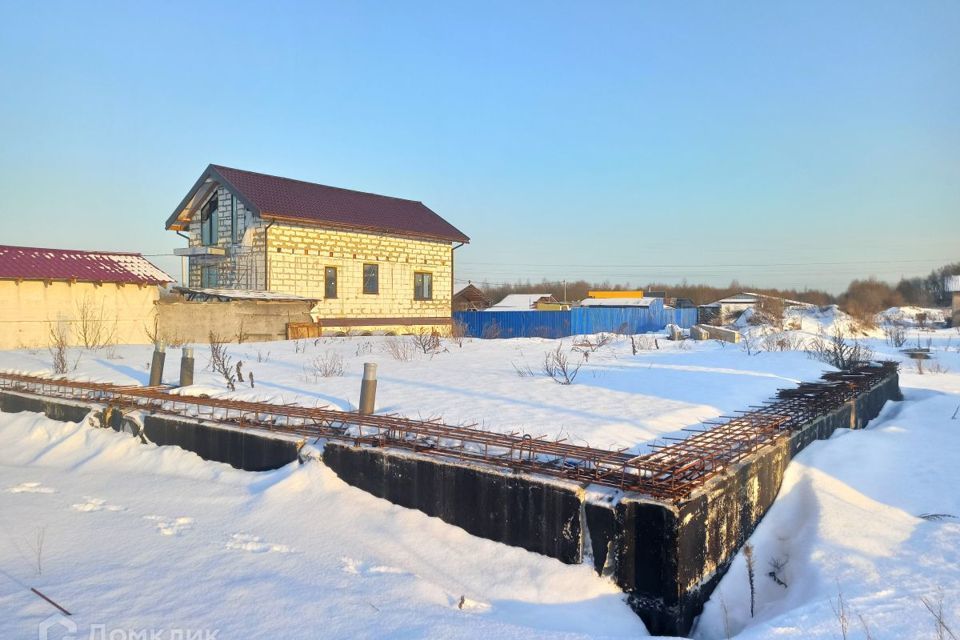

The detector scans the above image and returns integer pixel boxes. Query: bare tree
[75,294,117,349]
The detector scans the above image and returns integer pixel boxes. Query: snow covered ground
[1,308,959,638]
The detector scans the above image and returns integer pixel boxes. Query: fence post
[179,347,194,387]
[359,363,377,415]
[148,343,165,387]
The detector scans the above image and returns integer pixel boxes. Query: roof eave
[259,212,469,244]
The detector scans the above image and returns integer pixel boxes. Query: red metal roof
[0,245,173,285]
[167,165,469,243]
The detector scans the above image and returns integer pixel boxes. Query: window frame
[362,263,379,295]
[324,266,338,299]
[414,271,433,301]
[200,195,218,246]
[201,265,219,288]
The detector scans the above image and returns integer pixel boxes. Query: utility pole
[563,280,567,303]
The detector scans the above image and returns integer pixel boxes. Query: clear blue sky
[1,1,957,293]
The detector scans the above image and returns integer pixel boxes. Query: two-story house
[166,165,469,336]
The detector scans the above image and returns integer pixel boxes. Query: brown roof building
[167,164,469,336]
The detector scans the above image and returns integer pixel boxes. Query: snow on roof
[489,293,553,310]
[704,292,811,308]
[0,245,173,285]
[580,297,656,307]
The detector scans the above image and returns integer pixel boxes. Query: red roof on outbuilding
[0,245,173,285]
[167,165,469,243]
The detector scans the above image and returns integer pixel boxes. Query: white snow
[2,309,959,638]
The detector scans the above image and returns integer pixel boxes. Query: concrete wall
[155,298,317,344]
[0,279,159,349]
[316,371,902,636]
[0,391,299,472]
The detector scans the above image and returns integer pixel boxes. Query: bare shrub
[573,333,612,354]
[305,352,344,381]
[235,319,248,344]
[928,361,950,375]
[630,335,656,354]
[512,361,535,377]
[411,328,442,355]
[767,556,788,588]
[832,584,850,640]
[354,341,374,357]
[481,320,501,339]
[293,340,306,354]
[256,349,270,363]
[542,343,582,385]
[144,316,186,348]
[808,327,874,369]
[76,294,117,349]
[741,331,762,356]
[884,323,907,347]
[762,331,806,352]
[48,322,70,375]
[450,319,468,347]
[921,589,957,640]
[30,526,46,576]
[382,337,416,362]
[208,332,236,390]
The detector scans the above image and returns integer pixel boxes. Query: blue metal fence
[454,306,698,339]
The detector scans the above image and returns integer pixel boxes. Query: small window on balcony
[325,267,338,299]
[363,264,379,295]
[414,272,433,300]
[200,196,218,246]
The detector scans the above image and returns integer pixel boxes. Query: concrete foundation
[0,370,902,636]
[0,391,299,472]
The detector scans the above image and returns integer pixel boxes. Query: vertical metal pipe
[358,362,377,415]
[180,347,195,387]
[148,343,166,387]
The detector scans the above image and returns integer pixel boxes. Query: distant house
[453,283,490,311]
[0,245,173,349]
[580,297,661,309]
[946,276,960,326]
[488,293,560,311]
[699,292,809,324]
[166,164,469,336]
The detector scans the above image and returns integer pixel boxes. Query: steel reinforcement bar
[0,361,896,502]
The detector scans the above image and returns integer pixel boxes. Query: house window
[324,267,337,299]
[201,265,219,288]
[414,272,433,300]
[200,196,218,246]
[363,264,379,294]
